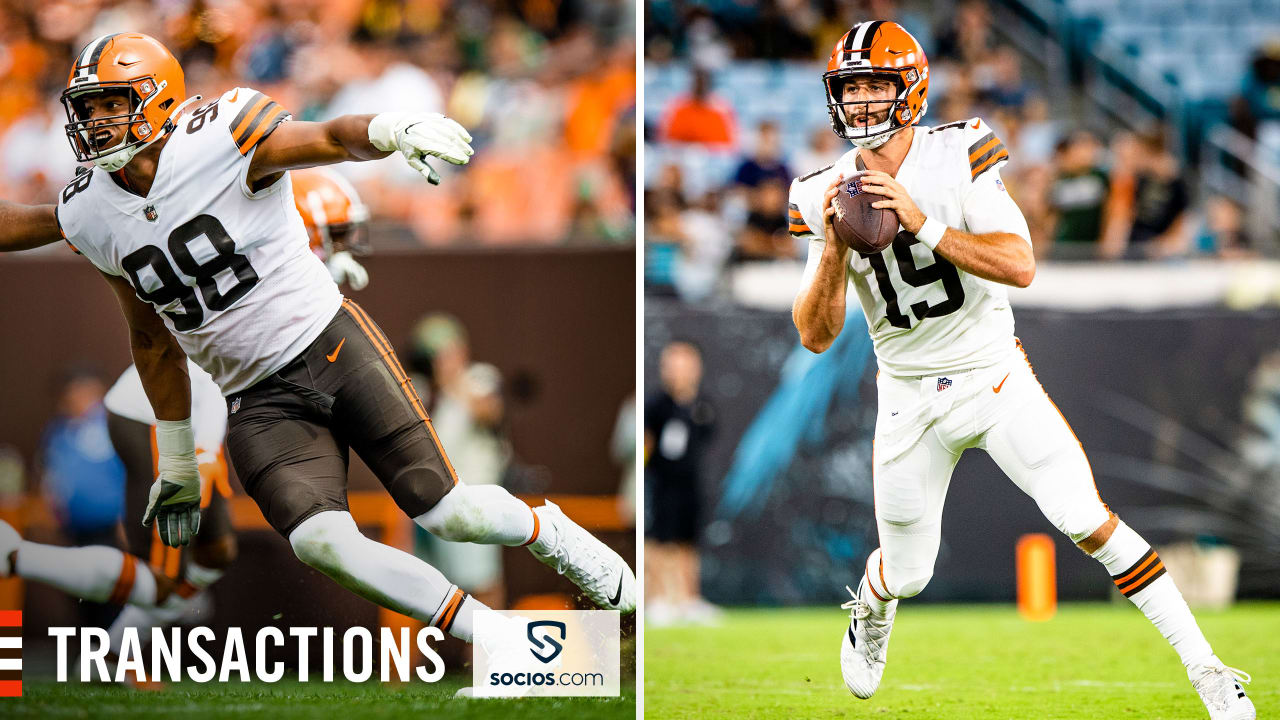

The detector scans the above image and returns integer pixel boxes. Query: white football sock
[1090,520,1214,668]
[16,541,155,606]
[107,561,226,655]
[414,482,547,547]
[861,548,895,617]
[427,584,488,643]
[289,511,479,640]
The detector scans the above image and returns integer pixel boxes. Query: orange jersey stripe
[231,95,272,140]
[971,150,1009,179]
[237,107,288,155]
[968,137,1001,164]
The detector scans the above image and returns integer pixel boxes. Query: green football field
[6,676,636,719]
[645,602,1280,719]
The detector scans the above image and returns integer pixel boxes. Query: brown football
[831,172,899,254]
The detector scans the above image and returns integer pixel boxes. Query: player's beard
[844,102,893,132]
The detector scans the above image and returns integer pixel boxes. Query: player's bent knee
[888,571,932,598]
[288,511,362,573]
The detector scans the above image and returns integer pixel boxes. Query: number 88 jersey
[790,117,1032,377]
[57,86,343,395]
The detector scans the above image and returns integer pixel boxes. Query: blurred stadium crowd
[0,0,637,246]
[643,0,1280,302]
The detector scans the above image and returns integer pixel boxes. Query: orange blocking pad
[1017,533,1057,622]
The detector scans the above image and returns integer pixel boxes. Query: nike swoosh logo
[848,625,857,648]
[971,119,981,129]
[608,574,624,607]
[326,338,346,363]
[993,373,1010,393]
[229,89,239,103]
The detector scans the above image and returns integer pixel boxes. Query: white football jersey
[791,118,1031,377]
[104,359,227,455]
[58,87,343,394]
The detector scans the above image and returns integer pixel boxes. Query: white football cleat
[1190,660,1256,720]
[529,501,635,613]
[0,519,20,578]
[839,579,897,699]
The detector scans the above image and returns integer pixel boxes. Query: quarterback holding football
[0,32,635,667]
[790,21,1253,720]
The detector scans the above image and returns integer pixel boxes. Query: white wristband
[154,418,195,457]
[915,217,947,250]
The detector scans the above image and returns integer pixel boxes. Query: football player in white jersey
[0,166,389,673]
[791,21,1253,720]
[0,32,634,658]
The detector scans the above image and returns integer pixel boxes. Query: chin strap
[94,95,203,172]
[850,126,901,150]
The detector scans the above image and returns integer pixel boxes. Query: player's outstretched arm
[102,272,191,422]
[248,112,473,186]
[859,169,1036,288]
[0,202,61,252]
[793,176,852,354]
[101,272,201,547]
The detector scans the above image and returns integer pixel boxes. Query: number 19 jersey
[789,118,1032,377]
[57,87,343,394]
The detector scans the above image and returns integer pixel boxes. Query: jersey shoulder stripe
[929,120,969,134]
[787,202,813,237]
[967,130,1008,180]
[227,90,289,155]
[797,163,834,183]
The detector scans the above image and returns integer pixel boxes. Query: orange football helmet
[61,33,188,171]
[824,21,929,148]
[292,167,371,259]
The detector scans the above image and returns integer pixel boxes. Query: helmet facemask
[61,78,172,172]
[824,69,926,149]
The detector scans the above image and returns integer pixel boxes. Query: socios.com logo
[526,621,566,664]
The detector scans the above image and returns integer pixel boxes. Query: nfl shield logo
[937,377,952,392]
[144,205,158,222]
[230,397,241,414]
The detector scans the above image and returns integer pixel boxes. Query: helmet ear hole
[159,98,174,111]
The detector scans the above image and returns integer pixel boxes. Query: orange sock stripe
[865,555,892,602]
[521,508,540,547]
[440,592,468,633]
[174,580,200,599]
[1113,550,1159,587]
[433,588,464,630]
[1117,560,1165,595]
[108,554,138,605]
[342,300,460,484]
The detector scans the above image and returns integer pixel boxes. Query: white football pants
[871,341,1110,598]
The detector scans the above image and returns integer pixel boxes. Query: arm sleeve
[960,168,1032,247]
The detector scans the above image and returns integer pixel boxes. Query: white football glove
[368,112,473,185]
[327,250,369,290]
[141,418,202,547]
